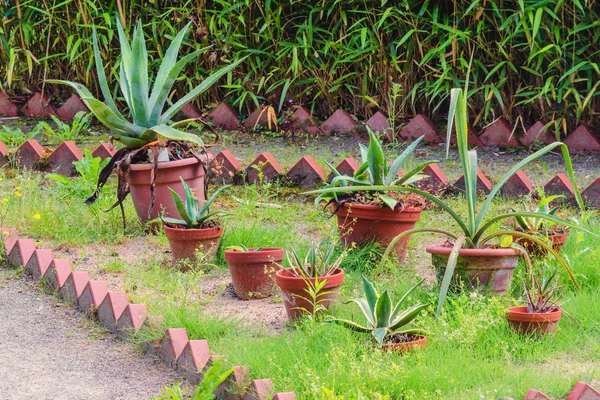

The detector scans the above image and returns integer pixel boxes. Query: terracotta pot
[334,203,422,260]
[381,334,427,353]
[514,231,568,257]
[426,243,521,295]
[506,306,562,335]
[164,224,222,263]
[275,268,345,321]
[129,157,206,224]
[224,248,284,300]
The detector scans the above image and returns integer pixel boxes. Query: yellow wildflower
[2,231,8,236]
[33,213,41,220]
[2,198,7,203]
[14,192,21,197]
[16,186,21,190]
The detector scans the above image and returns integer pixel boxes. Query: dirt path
[0,268,177,400]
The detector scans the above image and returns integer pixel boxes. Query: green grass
[0,156,599,399]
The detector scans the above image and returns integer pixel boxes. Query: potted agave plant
[311,85,586,315]
[329,275,427,352]
[275,240,346,321]
[314,129,435,260]
[47,18,246,226]
[506,262,564,336]
[153,177,230,263]
[224,245,284,300]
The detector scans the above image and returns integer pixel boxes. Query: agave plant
[282,240,345,279]
[329,275,427,345]
[317,129,436,210]
[46,18,246,223]
[154,177,231,229]
[512,189,565,236]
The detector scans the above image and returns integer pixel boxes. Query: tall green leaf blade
[362,274,379,312]
[375,290,392,328]
[385,135,425,185]
[91,28,122,119]
[144,124,204,147]
[367,130,386,185]
[129,21,150,126]
[437,236,468,316]
[168,187,193,225]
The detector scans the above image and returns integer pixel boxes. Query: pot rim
[275,267,345,289]
[506,305,562,322]
[224,248,285,262]
[130,156,202,171]
[381,333,427,347]
[163,224,223,239]
[337,202,423,213]
[426,242,521,257]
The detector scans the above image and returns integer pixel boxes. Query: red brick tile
[97,291,128,332]
[0,140,8,166]
[116,303,148,337]
[21,92,56,117]
[416,164,449,194]
[176,339,212,383]
[563,125,600,154]
[0,92,18,117]
[246,152,282,184]
[214,150,243,184]
[178,103,202,119]
[158,328,189,367]
[328,158,360,182]
[59,271,90,304]
[366,111,391,135]
[401,114,439,143]
[500,170,533,198]
[525,389,551,400]
[44,259,73,291]
[453,167,493,195]
[14,139,44,169]
[47,141,83,176]
[2,228,18,254]
[286,156,325,189]
[25,248,54,280]
[544,173,575,200]
[56,94,89,121]
[480,118,519,147]
[241,379,274,400]
[520,121,554,147]
[320,109,356,136]
[91,143,115,159]
[243,106,274,130]
[7,238,36,267]
[582,177,600,209]
[566,381,600,400]
[208,102,239,131]
[287,107,322,135]
[215,365,250,399]
[273,393,297,400]
[78,280,108,317]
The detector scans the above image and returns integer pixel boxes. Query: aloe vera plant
[328,275,427,345]
[282,240,345,279]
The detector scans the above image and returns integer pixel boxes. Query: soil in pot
[426,243,521,295]
[381,334,427,353]
[164,224,222,264]
[224,248,284,300]
[335,203,422,261]
[506,306,562,335]
[514,230,568,257]
[129,157,206,224]
[275,268,345,321]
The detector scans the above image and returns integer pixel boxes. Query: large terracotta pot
[224,248,284,300]
[506,306,561,335]
[515,231,568,257]
[334,203,422,260]
[426,243,521,295]
[381,334,427,354]
[275,268,345,321]
[163,224,222,263]
[129,158,206,223]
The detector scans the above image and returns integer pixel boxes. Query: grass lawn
[0,132,598,399]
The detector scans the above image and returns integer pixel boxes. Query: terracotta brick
[582,178,600,209]
[566,381,600,400]
[520,121,555,147]
[544,173,575,200]
[25,249,54,280]
[328,158,360,182]
[116,304,148,337]
[525,389,551,400]
[47,141,83,176]
[2,229,19,254]
[246,152,282,184]
[450,127,484,147]
[0,92,18,117]
[179,103,202,119]
[453,167,492,195]
[401,114,439,143]
[243,106,274,130]
[241,379,274,400]
[78,280,109,317]
[287,107,321,135]
[273,393,297,400]
[0,140,8,166]
[44,259,73,291]
[366,111,391,135]
[215,365,250,400]
[97,291,128,332]
[176,339,211,383]
[214,150,243,184]
[320,109,356,136]
[21,92,56,117]
[59,271,90,304]
[416,164,449,194]
[7,238,36,267]
[14,139,44,169]
[91,143,115,159]
[208,102,239,130]
[500,170,533,198]
[286,156,325,189]
[158,328,189,367]
[56,94,89,121]
[563,125,600,154]
[480,118,519,147]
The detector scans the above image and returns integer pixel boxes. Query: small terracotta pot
[381,334,427,353]
[506,306,562,335]
[129,157,206,224]
[334,203,422,260]
[224,248,284,300]
[275,268,345,321]
[163,224,223,262]
[426,243,521,295]
[514,231,568,257]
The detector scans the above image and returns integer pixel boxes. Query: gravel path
[0,268,178,400]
